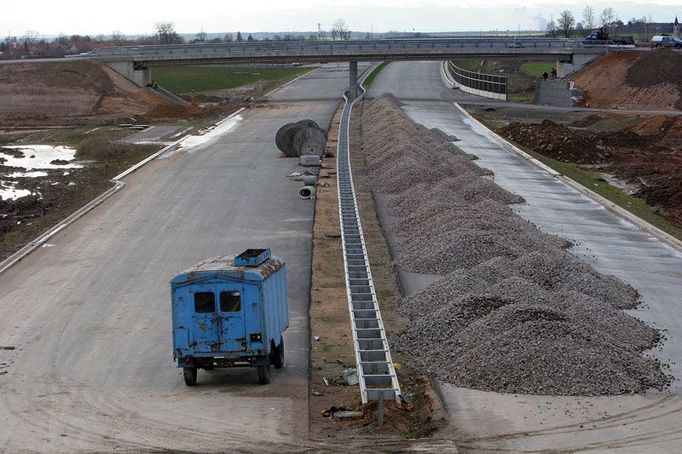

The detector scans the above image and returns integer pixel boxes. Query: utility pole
[317,23,321,40]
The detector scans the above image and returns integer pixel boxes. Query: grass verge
[152,65,313,95]
[520,61,554,78]
[362,61,390,88]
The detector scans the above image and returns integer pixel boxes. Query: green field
[362,61,391,87]
[151,65,313,95]
[519,62,555,78]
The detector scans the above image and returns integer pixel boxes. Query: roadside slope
[0,60,173,126]
[573,50,682,111]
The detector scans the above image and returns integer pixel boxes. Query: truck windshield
[194,292,215,313]
[220,291,241,312]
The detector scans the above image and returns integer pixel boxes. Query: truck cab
[170,249,288,386]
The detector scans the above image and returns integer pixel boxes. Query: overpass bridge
[93,38,617,96]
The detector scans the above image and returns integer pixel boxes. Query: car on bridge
[651,35,682,48]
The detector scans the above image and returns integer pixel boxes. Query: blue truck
[170,249,288,386]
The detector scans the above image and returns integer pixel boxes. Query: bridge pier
[104,61,151,87]
[349,61,358,99]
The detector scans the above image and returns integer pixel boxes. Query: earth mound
[572,50,682,111]
[0,60,174,126]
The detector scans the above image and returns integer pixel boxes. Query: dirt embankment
[0,61,229,126]
[498,117,682,226]
[572,50,682,111]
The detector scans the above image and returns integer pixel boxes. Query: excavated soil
[361,94,669,396]
[572,50,682,111]
[0,61,179,126]
[497,119,682,226]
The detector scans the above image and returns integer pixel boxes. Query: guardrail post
[349,61,358,99]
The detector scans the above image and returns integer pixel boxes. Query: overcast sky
[1,1,680,37]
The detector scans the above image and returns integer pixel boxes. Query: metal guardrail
[336,67,401,410]
[447,61,507,94]
[447,61,507,96]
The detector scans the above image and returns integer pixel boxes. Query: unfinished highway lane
[0,65,350,451]
[369,61,682,452]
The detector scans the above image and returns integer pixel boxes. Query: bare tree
[155,22,183,44]
[22,30,39,44]
[583,5,596,30]
[196,29,207,42]
[236,31,243,42]
[223,33,233,42]
[558,10,576,38]
[546,19,557,37]
[600,8,616,28]
[110,31,123,43]
[331,18,350,40]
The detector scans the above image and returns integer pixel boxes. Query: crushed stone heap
[360,94,669,396]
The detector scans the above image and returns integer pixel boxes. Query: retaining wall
[534,79,581,107]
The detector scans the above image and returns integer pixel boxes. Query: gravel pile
[360,95,668,395]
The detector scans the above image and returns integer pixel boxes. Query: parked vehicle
[651,35,682,48]
[170,248,288,386]
[583,28,634,46]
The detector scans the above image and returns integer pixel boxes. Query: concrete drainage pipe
[299,186,316,199]
[302,175,318,186]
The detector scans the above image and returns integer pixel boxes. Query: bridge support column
[349,61,358,99]
[104,60,151,87]
[557,52,601,78]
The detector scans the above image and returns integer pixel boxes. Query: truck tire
[272,337,284,369]
[183,367,197,386]
[257,365,271,385]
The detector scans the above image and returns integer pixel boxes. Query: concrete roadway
[0,64,354,451]
[369,61,682,452]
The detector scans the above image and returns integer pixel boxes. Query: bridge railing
[446,61,507,100]
[92,38,592,61]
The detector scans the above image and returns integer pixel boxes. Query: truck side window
[220,291,241,312]
[194,292,215,313]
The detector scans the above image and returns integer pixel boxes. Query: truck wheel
[183,367,197,386]
[257,365,271,385]
[272,337,285,369]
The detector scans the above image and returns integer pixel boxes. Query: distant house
[66,42,92,54]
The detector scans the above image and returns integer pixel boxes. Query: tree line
[546,6,659,39]
[0,19,354,60]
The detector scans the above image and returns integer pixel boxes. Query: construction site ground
[365,60,682,452]
[572,49,682,111]
[0,60,317,264]
[470,105,682,239]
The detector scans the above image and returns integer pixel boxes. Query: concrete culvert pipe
[302,175,318,186]
[294,127,327,156]
[275,123,303,157]
[296,119,321,130]
[299,186,316,199]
